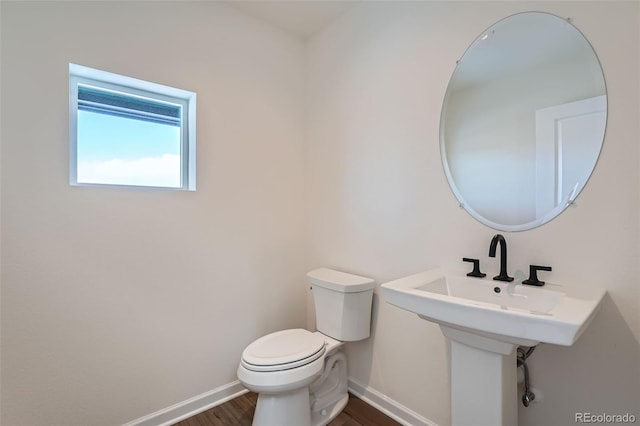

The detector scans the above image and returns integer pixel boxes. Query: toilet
[237,268,375,426]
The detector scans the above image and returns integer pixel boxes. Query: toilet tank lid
[307,268,375,293]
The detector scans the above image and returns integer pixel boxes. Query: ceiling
[226,1,360,38]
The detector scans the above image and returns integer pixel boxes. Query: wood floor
[173,392,402,426]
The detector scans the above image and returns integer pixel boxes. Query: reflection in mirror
[441,12,606,231]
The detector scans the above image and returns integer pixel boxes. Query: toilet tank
[307,268,375,341]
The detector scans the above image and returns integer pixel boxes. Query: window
[69,64,196,190]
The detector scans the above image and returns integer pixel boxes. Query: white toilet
[237,268,375,426]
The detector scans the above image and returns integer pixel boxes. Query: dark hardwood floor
[173,392,402,426]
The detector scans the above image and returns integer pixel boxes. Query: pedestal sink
[380,268,605,426]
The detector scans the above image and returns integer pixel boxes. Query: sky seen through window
[77,111,181,187]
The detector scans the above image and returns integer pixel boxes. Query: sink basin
[380,268,605,347]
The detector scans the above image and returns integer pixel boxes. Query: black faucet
[489,234,514,282]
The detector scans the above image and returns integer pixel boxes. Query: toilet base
[311,393,348,426]
[253,387,311,426]
[251,390,349,426]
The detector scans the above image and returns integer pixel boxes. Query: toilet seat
[241,329,326,372]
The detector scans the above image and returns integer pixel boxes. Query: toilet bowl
[237,268,375,426]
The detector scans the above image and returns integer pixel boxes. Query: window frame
[69,63,196,190]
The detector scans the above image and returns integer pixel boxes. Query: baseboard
[122,381,247,426]
[348,378,439,426]
[122,377,438,426]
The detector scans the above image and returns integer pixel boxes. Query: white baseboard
[122,378,438,426]
[348,378,440,426]
[122,381,247,426]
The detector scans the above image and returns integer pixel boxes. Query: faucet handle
[522,265,552,286]
[462,258,486,278]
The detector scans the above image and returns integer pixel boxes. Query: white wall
[0,2,307,425]
[306,2,639,426]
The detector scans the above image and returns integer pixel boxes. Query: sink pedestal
[441,326,519,426]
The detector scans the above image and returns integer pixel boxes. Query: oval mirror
[440,12,607,231]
